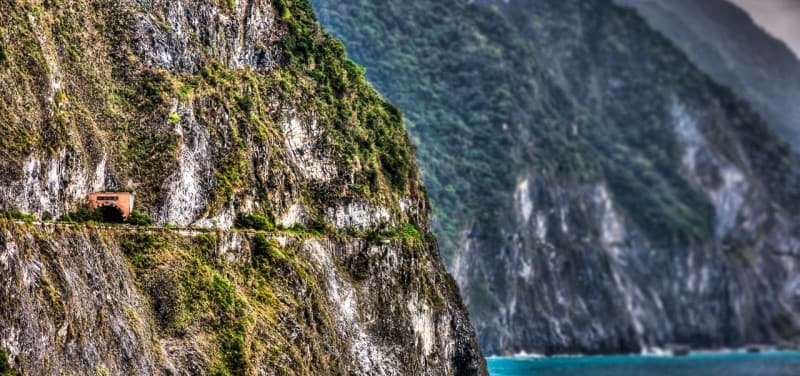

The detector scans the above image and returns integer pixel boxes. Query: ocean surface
[487,351,800,376]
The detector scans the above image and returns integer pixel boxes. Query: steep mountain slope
[614,0,800,150]
[0,0,485,374]
[311,0,800,355]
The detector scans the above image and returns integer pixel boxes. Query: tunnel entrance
[96,205,125,223]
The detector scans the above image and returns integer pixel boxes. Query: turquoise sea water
[487,351,800,376]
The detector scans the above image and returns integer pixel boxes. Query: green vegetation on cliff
[274,0,421,199]
[0,349,20,376]
[120,231,336,374]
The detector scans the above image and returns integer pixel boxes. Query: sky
[728,0,800,58]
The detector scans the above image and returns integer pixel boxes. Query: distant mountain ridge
[614,0,800,150]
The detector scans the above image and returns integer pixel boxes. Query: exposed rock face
[0,222,484,374]
[134,0,280,72]
[311,0,800,356]
[158,101,214,226]
[614,0,800,150]
[0,0,485,374]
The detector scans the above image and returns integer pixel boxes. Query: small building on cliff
[88,192,134,221]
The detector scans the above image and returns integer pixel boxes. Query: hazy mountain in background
[312,0,800,356]
[615,0,800,149]
[728,0,800,58]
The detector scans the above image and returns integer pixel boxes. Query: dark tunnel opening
[96,205,125,223]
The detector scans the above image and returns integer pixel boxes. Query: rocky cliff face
[0,0,427,230]
[0,222,483,374]
[613,0,800,151]
[311,0,800,356]
[0,0,485,374]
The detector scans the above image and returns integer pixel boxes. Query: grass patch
[127,210,154,226]
[234,213,275,232]
[0,349,19,376]
[0,210,36,222]
[121,233,168,270]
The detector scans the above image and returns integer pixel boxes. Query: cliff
[311,0,800,355]
[0,221,482,374]
[0,0,485,374]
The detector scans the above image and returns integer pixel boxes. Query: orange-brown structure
[88,192,134,220]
